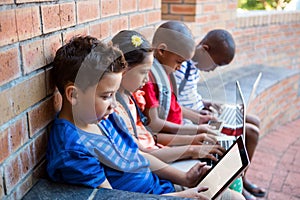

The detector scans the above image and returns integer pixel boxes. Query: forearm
[148,117,199,135]
[156,133,195,146]
[140,151,187,186]
[182,106,212,124]
[148,145,194,163]
[146,107,208,135]
[182,106,201,124]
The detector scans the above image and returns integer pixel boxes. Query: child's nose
[111,94,117,108]
[144,75,149,83]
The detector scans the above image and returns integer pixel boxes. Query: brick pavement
[246,118,300,200]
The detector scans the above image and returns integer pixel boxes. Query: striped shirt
[175,60,204,110]
[47,112,174,194]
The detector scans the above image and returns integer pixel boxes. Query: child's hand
[175,186,209,200]
[191,133,217,145]
[197,124,218,135]
[191,144,225,161]
[203,100,222,115]
[197,114,218,124]
[184,162,211,187]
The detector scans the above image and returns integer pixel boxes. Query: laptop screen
[236,81,246,141]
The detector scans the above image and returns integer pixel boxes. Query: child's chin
[102,115,109,120]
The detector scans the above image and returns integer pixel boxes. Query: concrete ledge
[197,65,300,136]
[22,179,190,200]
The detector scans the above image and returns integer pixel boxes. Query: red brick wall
[0,1,161,199]
[0,0,300,199]
[248,74,300,137]
[162,0,300,71]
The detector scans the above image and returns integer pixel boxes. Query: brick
[21,39,46,74]
[4,146,31,194]
[0,0,13,4]
[6,174,34,200]
[17,0,55,2]
[41,4,61,34]
[196,15,208,23]
[77,0,100,24]
[202,4,215,13]
[154,0,162,8]
[129,13,145,29]
[8,160,46,199]
[0,9,18,46]
[59,2,76,29]
[162,14,182,21]
[7,161,47,199]
[28,97,55,137]
[63,27,89,44]
[146,10,161,25]
[89,23,102,39]
[15,6,41,41]
[0,71,47,126]
[46,67,55,96]
[209,14,220,21]
[170,4,195,15]
[138,0,154,10]
[89,20,110,40]
[162,0,182,2]
[43,34,63,64]
[0,116,28,163]
[161,3,169,14]
[227,2,237,10]
[120,0,137,13]
[0,47,21,86]
[182,15,195,22]
[32,130,48,164]
[4,130,48,194]
[101,0,119,17]
[110,16,129,36]
[268,191,292,200]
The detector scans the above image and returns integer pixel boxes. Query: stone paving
[246,118,300,200]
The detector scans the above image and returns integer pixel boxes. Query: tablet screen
[197,138,248,199]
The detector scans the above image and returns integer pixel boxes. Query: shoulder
[49,117,84,150]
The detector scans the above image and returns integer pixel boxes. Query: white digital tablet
[197,136,250,200]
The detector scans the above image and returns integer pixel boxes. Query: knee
[246,124,259,141]
[246,114,260,128]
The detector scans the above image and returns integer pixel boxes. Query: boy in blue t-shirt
[46,35,217,199]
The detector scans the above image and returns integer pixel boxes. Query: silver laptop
[217,73,261,136]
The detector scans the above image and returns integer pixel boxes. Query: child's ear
[156,43,168,57]
[201,44,210,51]
[65,85,78,106]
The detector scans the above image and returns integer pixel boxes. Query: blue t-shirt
[46,112,174,194]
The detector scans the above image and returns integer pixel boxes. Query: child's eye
[101,93,112,100]
[176,60,184,64]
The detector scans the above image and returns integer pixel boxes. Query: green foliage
[238,0,292,10]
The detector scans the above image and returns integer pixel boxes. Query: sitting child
[111,30,225,164]
[140,20,217,138]
[46,35,242,199]
[174,29,266,200]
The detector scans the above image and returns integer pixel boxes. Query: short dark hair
[152,20,195,60]
[200,29,235,64]
[111,30,153,68]
[53,36,127,95]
